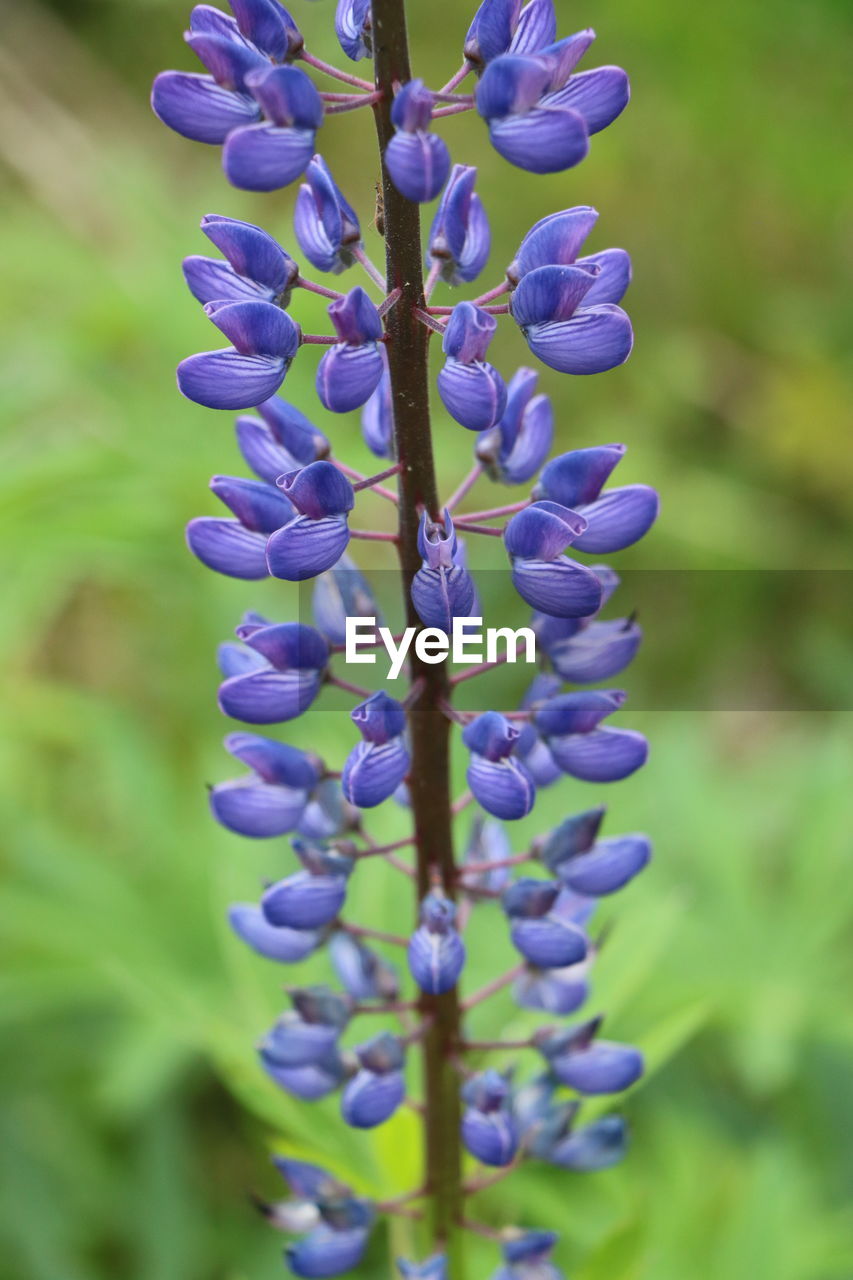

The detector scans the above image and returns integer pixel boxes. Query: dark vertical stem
[370,0,463,1264]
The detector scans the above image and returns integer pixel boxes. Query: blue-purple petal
[341,1069,405,1128]
[572,484,659,553]
[386,131,451,204]
[186,516,269,578]
[262,870,348,929]
[228,903,320,961]
[467,754,535,820]
[488,106,589,174]
[547,727,649,782]
[342,738,411,808]
[266,515,350,581]
[211,778,308,837]
[223,121,317,192]
[544,66,630,135]
[177,349,288,410]
[151,71,260,143]
[510,556,602,618]
[523,304,633,375]
[316,342,385,413]
[510,915,587,968]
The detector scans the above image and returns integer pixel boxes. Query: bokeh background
[1,0,851,1277]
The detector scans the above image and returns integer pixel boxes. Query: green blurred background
[1,0,851,1277]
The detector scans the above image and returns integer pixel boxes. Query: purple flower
[476,367,553,485]
[537,1018,644,1094]
[261,847,354,930]
[411,511,477,630]
[316,287,385,412]
[266,462,355,581]
[427,165,491,286]
[513,674,562,787]
[535,446,660,552]
[183,212,299,306]
[210,730,321,837]
[152,15,326,194]
[510,264,633,375]
[260,990,350,1071]
[408,892,466,994]
[262,1048,347,1101]
[462,712,535,820]
[547,1114,628,1171]
[502,879,588,969]
[533,690,648,783]
[313,554,382,646]
[223,64,323,191]
[178,298,302,410]
[508,207,631,305]
[386,80,451,203]
[459,814,513,893]
[464,0,557,71]
[361,350,395,458]
[187,473,294,580]
[330,931,400,1002]
[504,502,602,618]
[490,1230,566,1280]
[228,902,321,961]
[341,1032,406,1128]
[295,155,362,274]
[514,956,590,1015]
[342,692,411,808]
[236,396,329,484]
[461,1070,519,1166]
[476,33,629,175]
[335,0,372,61]
[398,1256,448,1280]
[438,302,507,431]
[217,618,330,723]
[287,1225,371,1278]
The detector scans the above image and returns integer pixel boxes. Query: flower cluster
[152,0,655,1275]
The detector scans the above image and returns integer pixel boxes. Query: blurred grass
[0,0,851,1277]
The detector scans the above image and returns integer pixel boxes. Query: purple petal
[438,359,507,432]
[229,0,301,60]
[228,903,320,961]
[551,1041,644,1094]
[201,213,295,293]
[328,287,383,345]
[509,206,599,281]
[236,415,300,483]
[511,263,600,326]
[218,668,323,723]
[467,755,535,820]
[544,66,630,135]
[488,106,589,174]
[548,726,649,782]
[151,71,260,144]
[184,31,267,91]
[342,738,411,808]
[476,54,551,117]
[572,484,659,553]
[462,1109,519,1166]
[534,690,625,736]
[504,503,587,560]
[536,29,597,88]
[341,1068,405,1128]
[386,131,451,204]
[550,1116,628,1170]
[408,926,466,995]
[558,833,651,896]
[266,515,350,581]
[335,0,372,61]
[261,1054,344,1100]
[183,255,271,305]
[203,298,299,357]
[316,341,385,413]
[177,349,288,410]
[361,360,394,458]
[465,0,523,67]
[411,564,477,630]
[210,778,308,836]
[257,396,329,462]
[548,618,642,683]
[442,302,498,363]
[575,248,632,306]
[510,915,588,968]
[511,556,602,617]
[287,1226,370,1278]
[223,121,316,192]
[514,963,589,1015]
[262,1018,340,1068]
[210,474,293,532]
[239,620,330,671]
[225,730,320,786]
[524,304,633,375]
[262,870,347,929]
[537,444,626,507]
[509,0,557,55]
[186,516,269,578]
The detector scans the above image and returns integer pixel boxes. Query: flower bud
[295,155,362,274]
[408,893,466,994]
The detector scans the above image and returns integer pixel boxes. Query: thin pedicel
[152,0,659,1275]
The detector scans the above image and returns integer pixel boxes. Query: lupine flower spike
[152,0,657,1272]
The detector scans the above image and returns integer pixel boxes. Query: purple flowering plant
[152,0,659,1273]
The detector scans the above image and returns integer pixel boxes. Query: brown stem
[371,0,463,1263]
